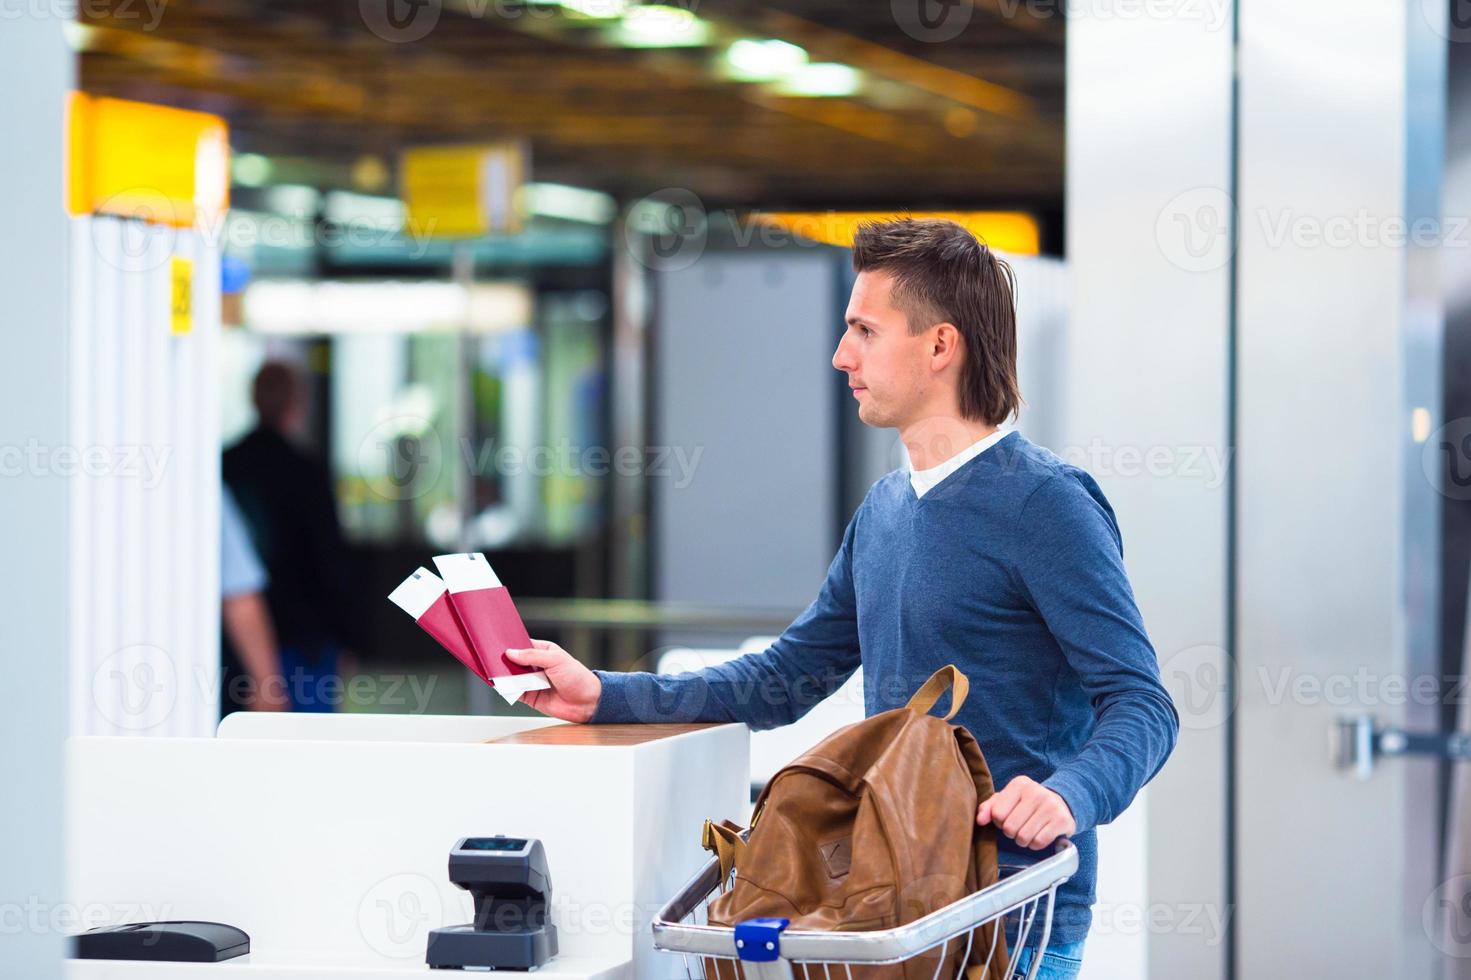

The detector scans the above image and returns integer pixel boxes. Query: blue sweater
[591,431,1179,944]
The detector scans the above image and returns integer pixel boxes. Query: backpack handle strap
[905,664,970,720]
[701,818,748,888]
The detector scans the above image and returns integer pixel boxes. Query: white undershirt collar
[908,428,1009,499]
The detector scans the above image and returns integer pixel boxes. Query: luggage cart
[651,838,1078,980]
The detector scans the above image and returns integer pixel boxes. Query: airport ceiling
[76,0,1064,210]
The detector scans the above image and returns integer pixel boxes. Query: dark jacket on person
[223,426,363,655]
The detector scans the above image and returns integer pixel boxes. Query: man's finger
[505,646,558,668]
[984,782,1021,826]
[1014,808,1052,850]
[1001,794,1041,839]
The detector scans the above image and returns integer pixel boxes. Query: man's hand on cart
[976,774,1076,850]
[504,640,603,723]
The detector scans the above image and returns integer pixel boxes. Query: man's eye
[860,326,872,338]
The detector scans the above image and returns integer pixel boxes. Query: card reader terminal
[426,836,559,970]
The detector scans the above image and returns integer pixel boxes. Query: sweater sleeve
[1015,473,1180,835]
[590,515,863,728]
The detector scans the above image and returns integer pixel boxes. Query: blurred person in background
[220,483,289,714]
[224,361,364,713]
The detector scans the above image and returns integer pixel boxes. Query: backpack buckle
[733,917,789,962]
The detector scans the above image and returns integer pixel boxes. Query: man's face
[832,270,934,430]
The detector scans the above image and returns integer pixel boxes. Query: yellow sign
[751,211,1041,256]
[67,93,230,229]
[170,257,193,336]
[400,143,526,238]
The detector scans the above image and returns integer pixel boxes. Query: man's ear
[930,322,963,371]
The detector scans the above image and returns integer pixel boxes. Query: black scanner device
[426,836,559,970]
[72,921,249,962]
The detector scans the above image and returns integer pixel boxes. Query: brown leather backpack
[701,665,1008,980]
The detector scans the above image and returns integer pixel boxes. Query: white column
[1066,4,1234,979]
[1234,2,1444,975]
[0,14,72,980]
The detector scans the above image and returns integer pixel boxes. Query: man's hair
[851,218,1021,425]
[252,360,301,431]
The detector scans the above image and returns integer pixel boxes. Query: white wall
[652,249,842,647]
[68,219,222,738]
[0,15,72,980]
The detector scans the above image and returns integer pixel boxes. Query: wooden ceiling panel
[75,0,1064,209]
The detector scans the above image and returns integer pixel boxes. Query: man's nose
[832,335,854,372]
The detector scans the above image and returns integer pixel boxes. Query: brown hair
[851,218,1021,425]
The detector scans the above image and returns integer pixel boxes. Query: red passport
[387,568,488,683]
[431,553,550,704]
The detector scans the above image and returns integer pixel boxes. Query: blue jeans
[1008,938,1086,980]
[279,643,340,713]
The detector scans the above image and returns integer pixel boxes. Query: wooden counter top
[482,722,722,746]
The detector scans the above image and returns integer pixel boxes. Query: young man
[506,218,1180,979]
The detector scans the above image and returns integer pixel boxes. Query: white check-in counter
[65,714,749,979]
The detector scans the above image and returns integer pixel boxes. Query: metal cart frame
[651,838,1079,980]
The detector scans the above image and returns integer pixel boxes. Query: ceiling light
[261,184,322,218]
[518,183,618,224]
[773,62,862,97]
[723,38,808,82]
[233,153,273,188]
[323,191,406,230]
[552,0,629,17]
[612,5,711,47]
